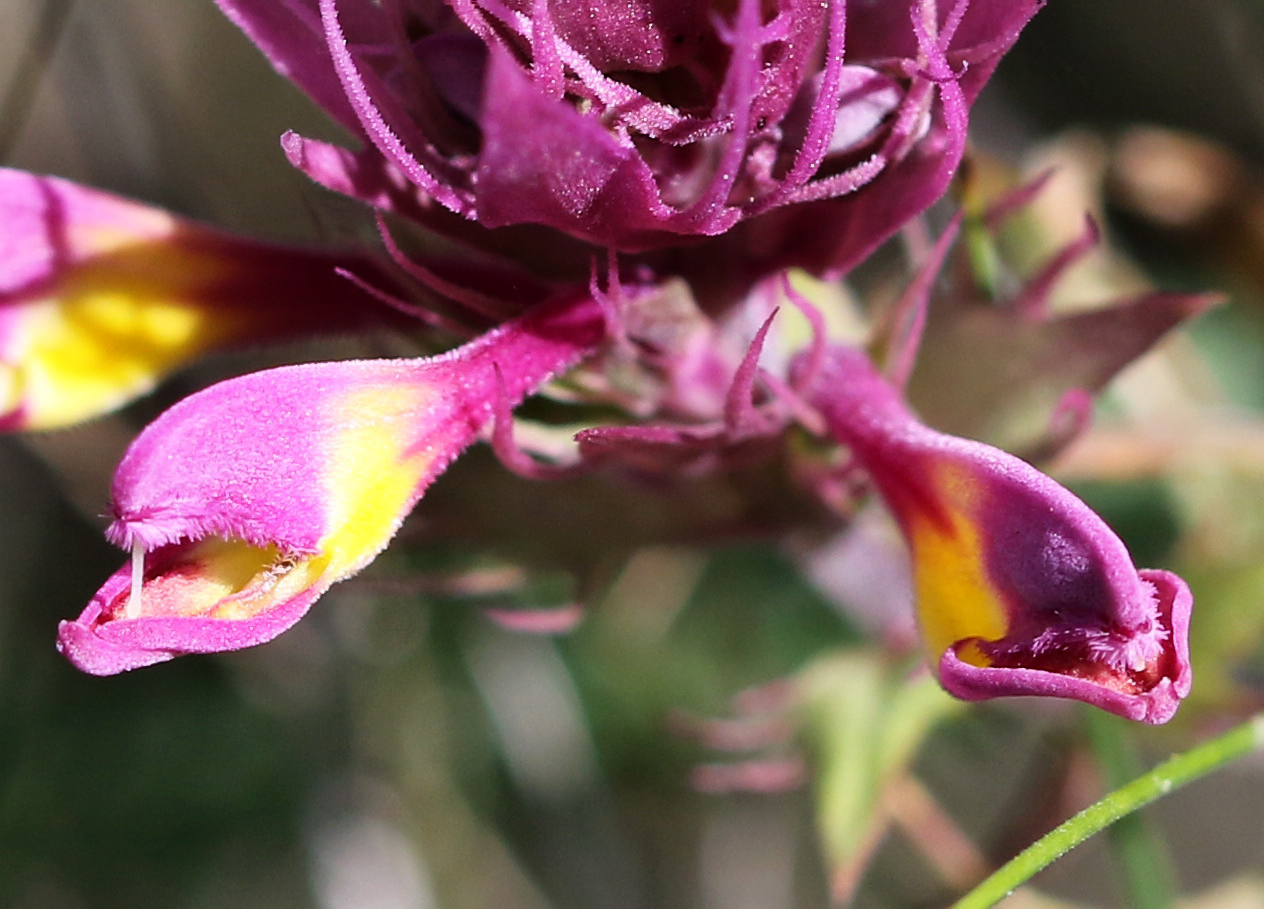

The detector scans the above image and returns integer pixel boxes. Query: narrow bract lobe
[804,346,1192,724]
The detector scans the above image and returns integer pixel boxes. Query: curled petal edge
[938,569,1192,725]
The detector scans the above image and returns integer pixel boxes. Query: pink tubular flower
[220,0,1042,270]
[0,169,402,432]
[802,346,1192,724]
[56,294,606,675]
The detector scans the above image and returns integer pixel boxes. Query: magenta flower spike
[803,346,1192,724]
[57,294,606,675]
[219,0,1043,265]
[0,169,401,432]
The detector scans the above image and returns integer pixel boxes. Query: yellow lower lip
[121,536,326,622]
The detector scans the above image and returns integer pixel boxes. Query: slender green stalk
[952,713,1264,909]
[1083,708,1176,909]
[963,214,1005,302]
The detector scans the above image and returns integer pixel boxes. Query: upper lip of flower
[964,591,1169,691]
[104,491,319,554]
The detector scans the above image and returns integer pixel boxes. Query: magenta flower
[57,295,605,675]
[802,345,1192,724]
[0,169,402,431]
[221,0,1042,273]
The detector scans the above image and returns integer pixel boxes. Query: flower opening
[802,345,1192,724]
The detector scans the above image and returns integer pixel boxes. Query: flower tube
[57,294,606,674]
[803,346,1192,724]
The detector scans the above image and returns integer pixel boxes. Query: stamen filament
[127,541,144,619]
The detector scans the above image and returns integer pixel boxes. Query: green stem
[1083,708,1176,909]
[952,713,1264,909]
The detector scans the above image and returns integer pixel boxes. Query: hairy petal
[58,293,607,674]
